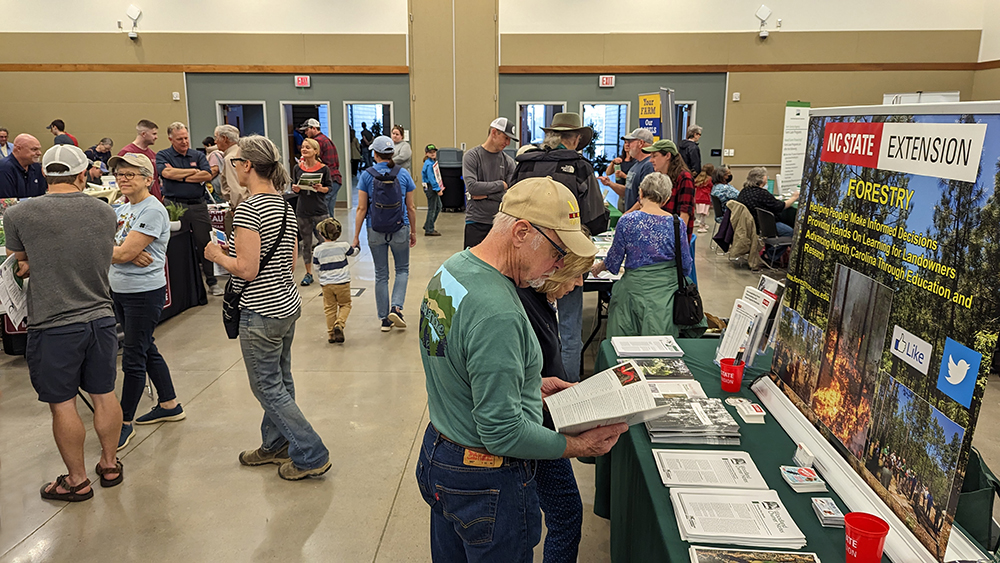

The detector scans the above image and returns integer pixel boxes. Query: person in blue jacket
[421,144,444,236]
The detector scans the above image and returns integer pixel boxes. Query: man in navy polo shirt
[0,134,45,199]
[156,122,220,295]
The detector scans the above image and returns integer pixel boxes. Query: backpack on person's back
[365,165,405,233]
[513,147,609,235]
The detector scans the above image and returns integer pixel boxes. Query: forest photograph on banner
[771,105,1000,561]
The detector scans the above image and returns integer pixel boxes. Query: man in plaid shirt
[300,118,344,217]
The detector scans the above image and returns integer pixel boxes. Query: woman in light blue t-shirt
[108,153,185,451]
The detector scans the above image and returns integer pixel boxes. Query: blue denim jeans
[114,287,175,422]
[239,308,329,469]
[536,458,583,563]
[367,226,410,320]
[325,182,342,219]
[415,424,541,562]
[423,189,442,233]
[557,286,584,382]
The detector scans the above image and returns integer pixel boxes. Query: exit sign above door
[294,75,311,88]
[599,75,616,88]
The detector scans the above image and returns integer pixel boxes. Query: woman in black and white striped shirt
[205,135,331,481]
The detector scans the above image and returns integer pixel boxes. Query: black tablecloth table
[160,229,207,323]
[591,338,889,563]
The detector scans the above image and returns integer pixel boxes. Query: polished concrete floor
[2,197,998,562]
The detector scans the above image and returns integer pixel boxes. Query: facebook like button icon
[936,337,982,409]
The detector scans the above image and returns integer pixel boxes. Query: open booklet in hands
[545,361,705,436]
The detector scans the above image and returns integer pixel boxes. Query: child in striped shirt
[313,218,360,343]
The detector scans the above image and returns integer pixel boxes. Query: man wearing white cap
[3,144,124,502]
[461,117,517,248]
[416,177,628,561]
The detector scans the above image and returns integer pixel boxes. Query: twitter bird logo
[946,355,970,385]
[937,337,981,409]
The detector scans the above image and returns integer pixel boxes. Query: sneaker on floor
[381,318,393,332]
[239,444,291,466]
[332,326,345,343]
[424,230,442,236]
[300,273,314,286]
[117,424,135,451]
[278,459,332,480]
[388,307,406,328]
[210,284,224,296]
[135,404,186,425]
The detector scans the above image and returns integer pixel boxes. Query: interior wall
[0,1,408,33]
[185,73,411,202]
[453,0,500,154]
[724,70,977,165]
[0,71,188,154]
[499,0,986,34]
[499,74,727,168]
[972,68,1000,100]
[979,0,1000,61]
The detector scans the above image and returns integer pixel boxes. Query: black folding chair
[756,209,793,269]
[710,195,725,251]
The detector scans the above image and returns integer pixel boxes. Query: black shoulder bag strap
[673,215,687,290]
[256,208,289,277]
[672,215,704,326]
[221,204,289,339]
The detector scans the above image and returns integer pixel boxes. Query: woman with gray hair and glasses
[107,152,183,451]
[591,172,705,337]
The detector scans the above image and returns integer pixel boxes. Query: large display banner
[771,104,1000,561]
[638,93,662,141]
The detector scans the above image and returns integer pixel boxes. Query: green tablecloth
[591,338,888,563]
[608,204,622,229]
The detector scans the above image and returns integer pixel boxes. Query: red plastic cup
[844,512,889,563]
[719,358,745,392]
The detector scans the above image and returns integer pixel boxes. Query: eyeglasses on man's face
[531,223,567,259]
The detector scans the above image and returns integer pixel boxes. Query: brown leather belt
[433,424,492,456]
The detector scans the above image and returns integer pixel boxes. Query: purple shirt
[604,211,692,277]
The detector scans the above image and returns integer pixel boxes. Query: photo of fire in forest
[812,264,893,459]
[773,306,824,405]
[863,373,965,560]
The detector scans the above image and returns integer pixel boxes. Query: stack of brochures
[652,450,768,489]
[671,489,808,549]
[645,397,741,445]
[811,497,845,528]
[623,357,694,380]
[780,465,828,493]
[612,335,684,358]
[688,546,820,563]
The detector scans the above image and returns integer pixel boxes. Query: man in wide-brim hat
[540,112,593,152]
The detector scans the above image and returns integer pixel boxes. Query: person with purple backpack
[352,135,418,332]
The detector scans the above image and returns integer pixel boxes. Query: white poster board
[779,101,810,196]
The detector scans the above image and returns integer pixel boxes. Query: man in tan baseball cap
[415,175,622,561]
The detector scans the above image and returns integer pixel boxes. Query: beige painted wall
[1,72,189,155]
[454,0,499,151]
[972,67,1000,100]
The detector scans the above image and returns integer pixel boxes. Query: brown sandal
[40,475,94,502]
[96,459,124,488]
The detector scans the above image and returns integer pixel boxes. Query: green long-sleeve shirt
[419,250,568,460]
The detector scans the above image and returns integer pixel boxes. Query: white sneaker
[211,284,224,296]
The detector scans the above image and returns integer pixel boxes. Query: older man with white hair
[416,177,628,561]
[0,133,45,198]
[212,124,246,208]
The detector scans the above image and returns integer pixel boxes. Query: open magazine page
[688,546,820,563]
[671,489,807,549]
[652,450,768,489]
[547,362,658,435]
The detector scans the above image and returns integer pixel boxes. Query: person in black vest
[512,112,609,381]
[351,136,418,332]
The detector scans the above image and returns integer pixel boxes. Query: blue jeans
[368,226,410,320]
[114,287,175,422]
[424,189,442,233]
[415,424,541,562]
[536,458,582,563]
[239,309,329,470]
[557,286,584,382]
[325,182,342,219]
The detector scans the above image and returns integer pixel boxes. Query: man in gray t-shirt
[462,117,517,248]
[3,144,125,502]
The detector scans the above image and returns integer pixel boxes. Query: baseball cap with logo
[108,152,155,177]
[490,117,518,141]
[370,136,395,154]
[41,144,89,177]
[425,144,438,152]
[499,177,597,257]
[298,118,321,131]
[621,128,655,144]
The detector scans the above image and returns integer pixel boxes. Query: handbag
[672,215,704,326]
[222,211,289,339]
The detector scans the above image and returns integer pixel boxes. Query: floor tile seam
[371,401,429,563]
[0,503,67,560]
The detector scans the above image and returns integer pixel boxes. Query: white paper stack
[688,545,821,563]
[645,398,741,445]
[715,299,763,365]
[653,450,768,490]
[811,497,845,528]
[612,335,684,358]
[670,488,808,549]
[627,357,695,380]
[780,466,828,493]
